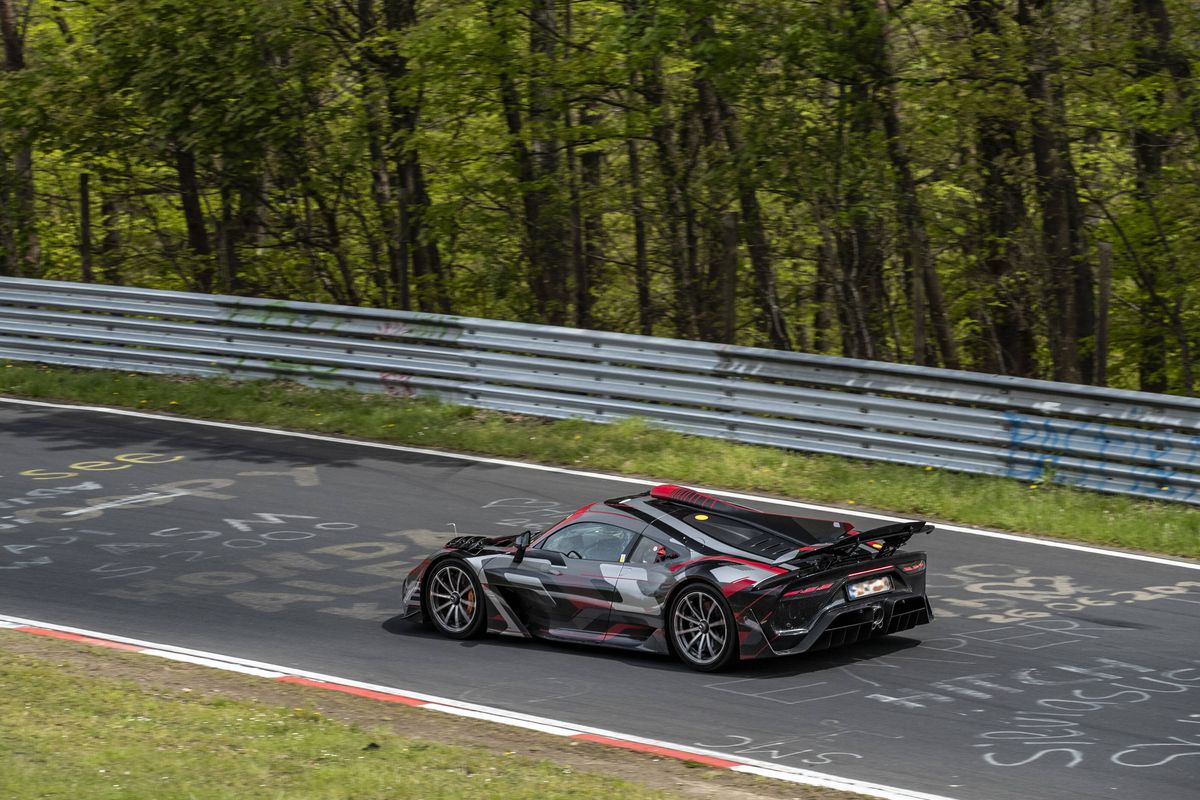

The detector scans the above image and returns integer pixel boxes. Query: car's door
[484,521,643,640]
[608,529,686,644]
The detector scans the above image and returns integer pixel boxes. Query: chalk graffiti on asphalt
[975,664,1200,770]
[0,481,104,528]
[691,733,863,765]
[0,461,429,620]
[1109,714,1200,768]
[929,562,1200,624]
[1,461,323,529]
[480,497,574,530]
[2,479,238,527]
[17,452,186,481]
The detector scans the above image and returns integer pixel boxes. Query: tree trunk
[0,142,9,274]
[312,190,361,305]
[713,93,791,350]
[835,1,890,361]
[625,135,652,335]
[1095,241,1112,387]
[98,188,121,284]
[566,109,586,327]
[813,241,835,353]
[493,46,544,316]
[0,0,37,276]
[840,85,886,361]
[79,173,93,283]
[358,0,405,308]
[696,13,787,350]
[527,0,568,324]
[382,0,448,313]
[561,5,600,329]
[624,0,697,339]
[966,0,1036,376]
[652,97,699,340]
[1020,0,1092,383]
[485,0,567,323]
[217,183,244,293]
[691,69,735,343]
[1128,0,1192,392]
[174,145,214,291]
[578,106,604,329]
[874,3,958,368]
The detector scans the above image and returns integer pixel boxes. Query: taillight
[783,582,834,598]
[901,560,926,573]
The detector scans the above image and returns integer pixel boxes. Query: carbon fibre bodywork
[400,485,933,665]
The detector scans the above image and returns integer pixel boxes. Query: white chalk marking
[1,396,1194,571]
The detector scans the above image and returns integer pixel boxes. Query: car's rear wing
[780,520,933,564]
[858,520,935,547]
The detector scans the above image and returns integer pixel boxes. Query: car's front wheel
[668,583,738,671]
[425,560,485,639]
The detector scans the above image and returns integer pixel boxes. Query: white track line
[141,649,287,678]
[0,612,959,800]
[420,704,581,736]
[2,395,1195,570]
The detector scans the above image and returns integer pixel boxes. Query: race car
[399,484,934,671]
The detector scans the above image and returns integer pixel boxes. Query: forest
[0,0,1197,394]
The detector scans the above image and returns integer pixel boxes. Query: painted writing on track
[975,663,1200,769]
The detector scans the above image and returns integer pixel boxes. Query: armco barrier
[1,277,1198,504]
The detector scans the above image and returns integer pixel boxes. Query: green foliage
[3,0,1198,392]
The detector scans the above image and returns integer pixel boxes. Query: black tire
[668,583,738,671]
[424,560,486,639]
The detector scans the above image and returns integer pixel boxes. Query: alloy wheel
[671,588,731,667]
[428,562,479,634]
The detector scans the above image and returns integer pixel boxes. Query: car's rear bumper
[742,591,933,659]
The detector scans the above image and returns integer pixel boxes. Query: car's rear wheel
[425,560,485,639]
[669,584,737,671]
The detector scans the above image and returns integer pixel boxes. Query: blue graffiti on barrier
[1003,412,1200,503]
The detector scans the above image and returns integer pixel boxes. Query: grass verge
[0,632,692,800]
[2,362,1197,559]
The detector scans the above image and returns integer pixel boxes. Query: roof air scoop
[649,484,752,512]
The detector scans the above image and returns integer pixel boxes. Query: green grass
[2,362,1197,559]
[0,642,679,800]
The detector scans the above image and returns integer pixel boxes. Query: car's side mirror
[513,530,532,564]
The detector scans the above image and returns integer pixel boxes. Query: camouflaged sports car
[399,485,934,671]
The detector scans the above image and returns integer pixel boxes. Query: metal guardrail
[1,276,1198,505]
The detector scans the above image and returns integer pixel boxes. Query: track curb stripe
[573,734,740,768]
[3,613,960,800]
[17,626,144,652]
[278,675,428,706]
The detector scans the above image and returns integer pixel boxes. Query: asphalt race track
[2,399,1198,800]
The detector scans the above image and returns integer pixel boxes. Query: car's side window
[628,535,667,565]
[540,522,637,562]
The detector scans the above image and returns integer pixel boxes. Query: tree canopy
[1,0,1197,393]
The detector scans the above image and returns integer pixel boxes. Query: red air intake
[648,485,754,513]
